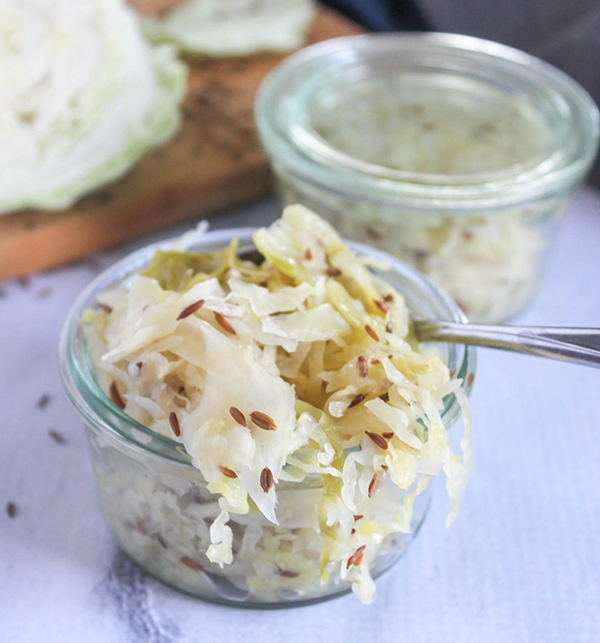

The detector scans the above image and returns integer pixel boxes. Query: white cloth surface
[1,191,599,643]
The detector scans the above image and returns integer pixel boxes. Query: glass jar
[255,33,600,323]
[58,228,475,608]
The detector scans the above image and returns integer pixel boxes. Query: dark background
[322,0,428,31]
[322,0,600,187]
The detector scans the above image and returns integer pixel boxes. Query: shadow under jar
[255,33,600,323]
[58,228,475,608]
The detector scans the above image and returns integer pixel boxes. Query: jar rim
[58,226,476,471]
[255,32,599,211]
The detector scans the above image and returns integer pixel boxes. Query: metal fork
[413,320,600,368]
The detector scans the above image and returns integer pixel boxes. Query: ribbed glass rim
[255,32,599,211]
[58,227,476,471]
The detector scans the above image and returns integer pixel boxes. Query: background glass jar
[255,33,600,323]
[58,228,475,608]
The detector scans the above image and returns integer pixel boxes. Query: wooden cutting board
[0,7,362,282]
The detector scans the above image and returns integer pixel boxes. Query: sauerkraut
[0,0,186,213]
[275,175,565,323]
[309,88,549,176]
[82,205,472,603]
[293,89,556,322]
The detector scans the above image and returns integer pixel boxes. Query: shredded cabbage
[0,0,186,213]
[277,175,561,323]
[143,0,316,56]
[310,87,549,176]
[270,79,558,323]
[83,205,472,602]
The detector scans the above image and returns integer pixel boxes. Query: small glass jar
[58,228,475,608]
[255,33,599,323]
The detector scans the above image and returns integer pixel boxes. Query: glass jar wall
[256,34,599,322]
[58,228,475,607]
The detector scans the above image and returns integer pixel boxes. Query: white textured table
[2,191,599,643]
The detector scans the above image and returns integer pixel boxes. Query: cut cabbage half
[0,0,187,213]
[143,0,316,56]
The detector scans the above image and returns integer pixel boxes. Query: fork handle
[414,320,600,369]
